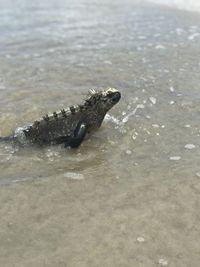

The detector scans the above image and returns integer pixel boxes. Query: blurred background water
[149,0,200,12]
[0,0,200,266]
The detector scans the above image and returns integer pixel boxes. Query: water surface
[1,0,200,266]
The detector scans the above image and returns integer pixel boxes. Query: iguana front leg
[65,122,86,148]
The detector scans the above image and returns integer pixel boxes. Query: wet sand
[1,0,200,266]
[1,171,199,267]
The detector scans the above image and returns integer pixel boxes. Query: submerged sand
[1,0,200,266]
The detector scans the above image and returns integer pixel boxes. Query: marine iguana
[0,88,121,148]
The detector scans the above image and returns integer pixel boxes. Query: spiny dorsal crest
[87,88,117,97]
[31,105,79,129]
[89,89,96,95]
[85,88,118,106]
[30,88,118,129]
[102,88,118,96]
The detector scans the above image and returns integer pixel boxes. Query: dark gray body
[16,108,104,146]
[1,88,121,147]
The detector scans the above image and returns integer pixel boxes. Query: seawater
[0,0,200,266]
[148,0,200,12]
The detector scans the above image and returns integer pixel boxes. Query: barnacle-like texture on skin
[13,88,121,146]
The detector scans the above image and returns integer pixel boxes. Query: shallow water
[1,0,200,266]
[149,0,200,12]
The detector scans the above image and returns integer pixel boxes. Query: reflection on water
[1,0,200,266]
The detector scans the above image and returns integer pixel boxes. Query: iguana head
[84,88,121,115]
[80,88,121,132]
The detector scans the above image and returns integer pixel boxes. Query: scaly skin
[0,88,121,148]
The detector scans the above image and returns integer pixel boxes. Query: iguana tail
[0,135,15,142]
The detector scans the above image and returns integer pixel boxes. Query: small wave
[105,103,145,128]
[148,0,200,13]
[121,104,145,124]
[0,177,33,186]
[105,114,121,125]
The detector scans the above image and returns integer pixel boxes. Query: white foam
[158,258,168,266]
[152,124,160,128]
[64,172,84,180]
[155,44,165,49]
[106,101,146,130]
[126,150,132,155]
[46,150,60,161]
[170,156,181,161]
[137,237,145,242]
[188,33,200,40]
[105,114,121,125]
[122,104,145,124]
[184,144,196,149]
[104,60,112,65]
[149,97,157,105]
[14,127,27,144]
[132,135,137,140]
[148,0,200,12]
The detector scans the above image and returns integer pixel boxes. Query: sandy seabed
[1,0,200,266]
